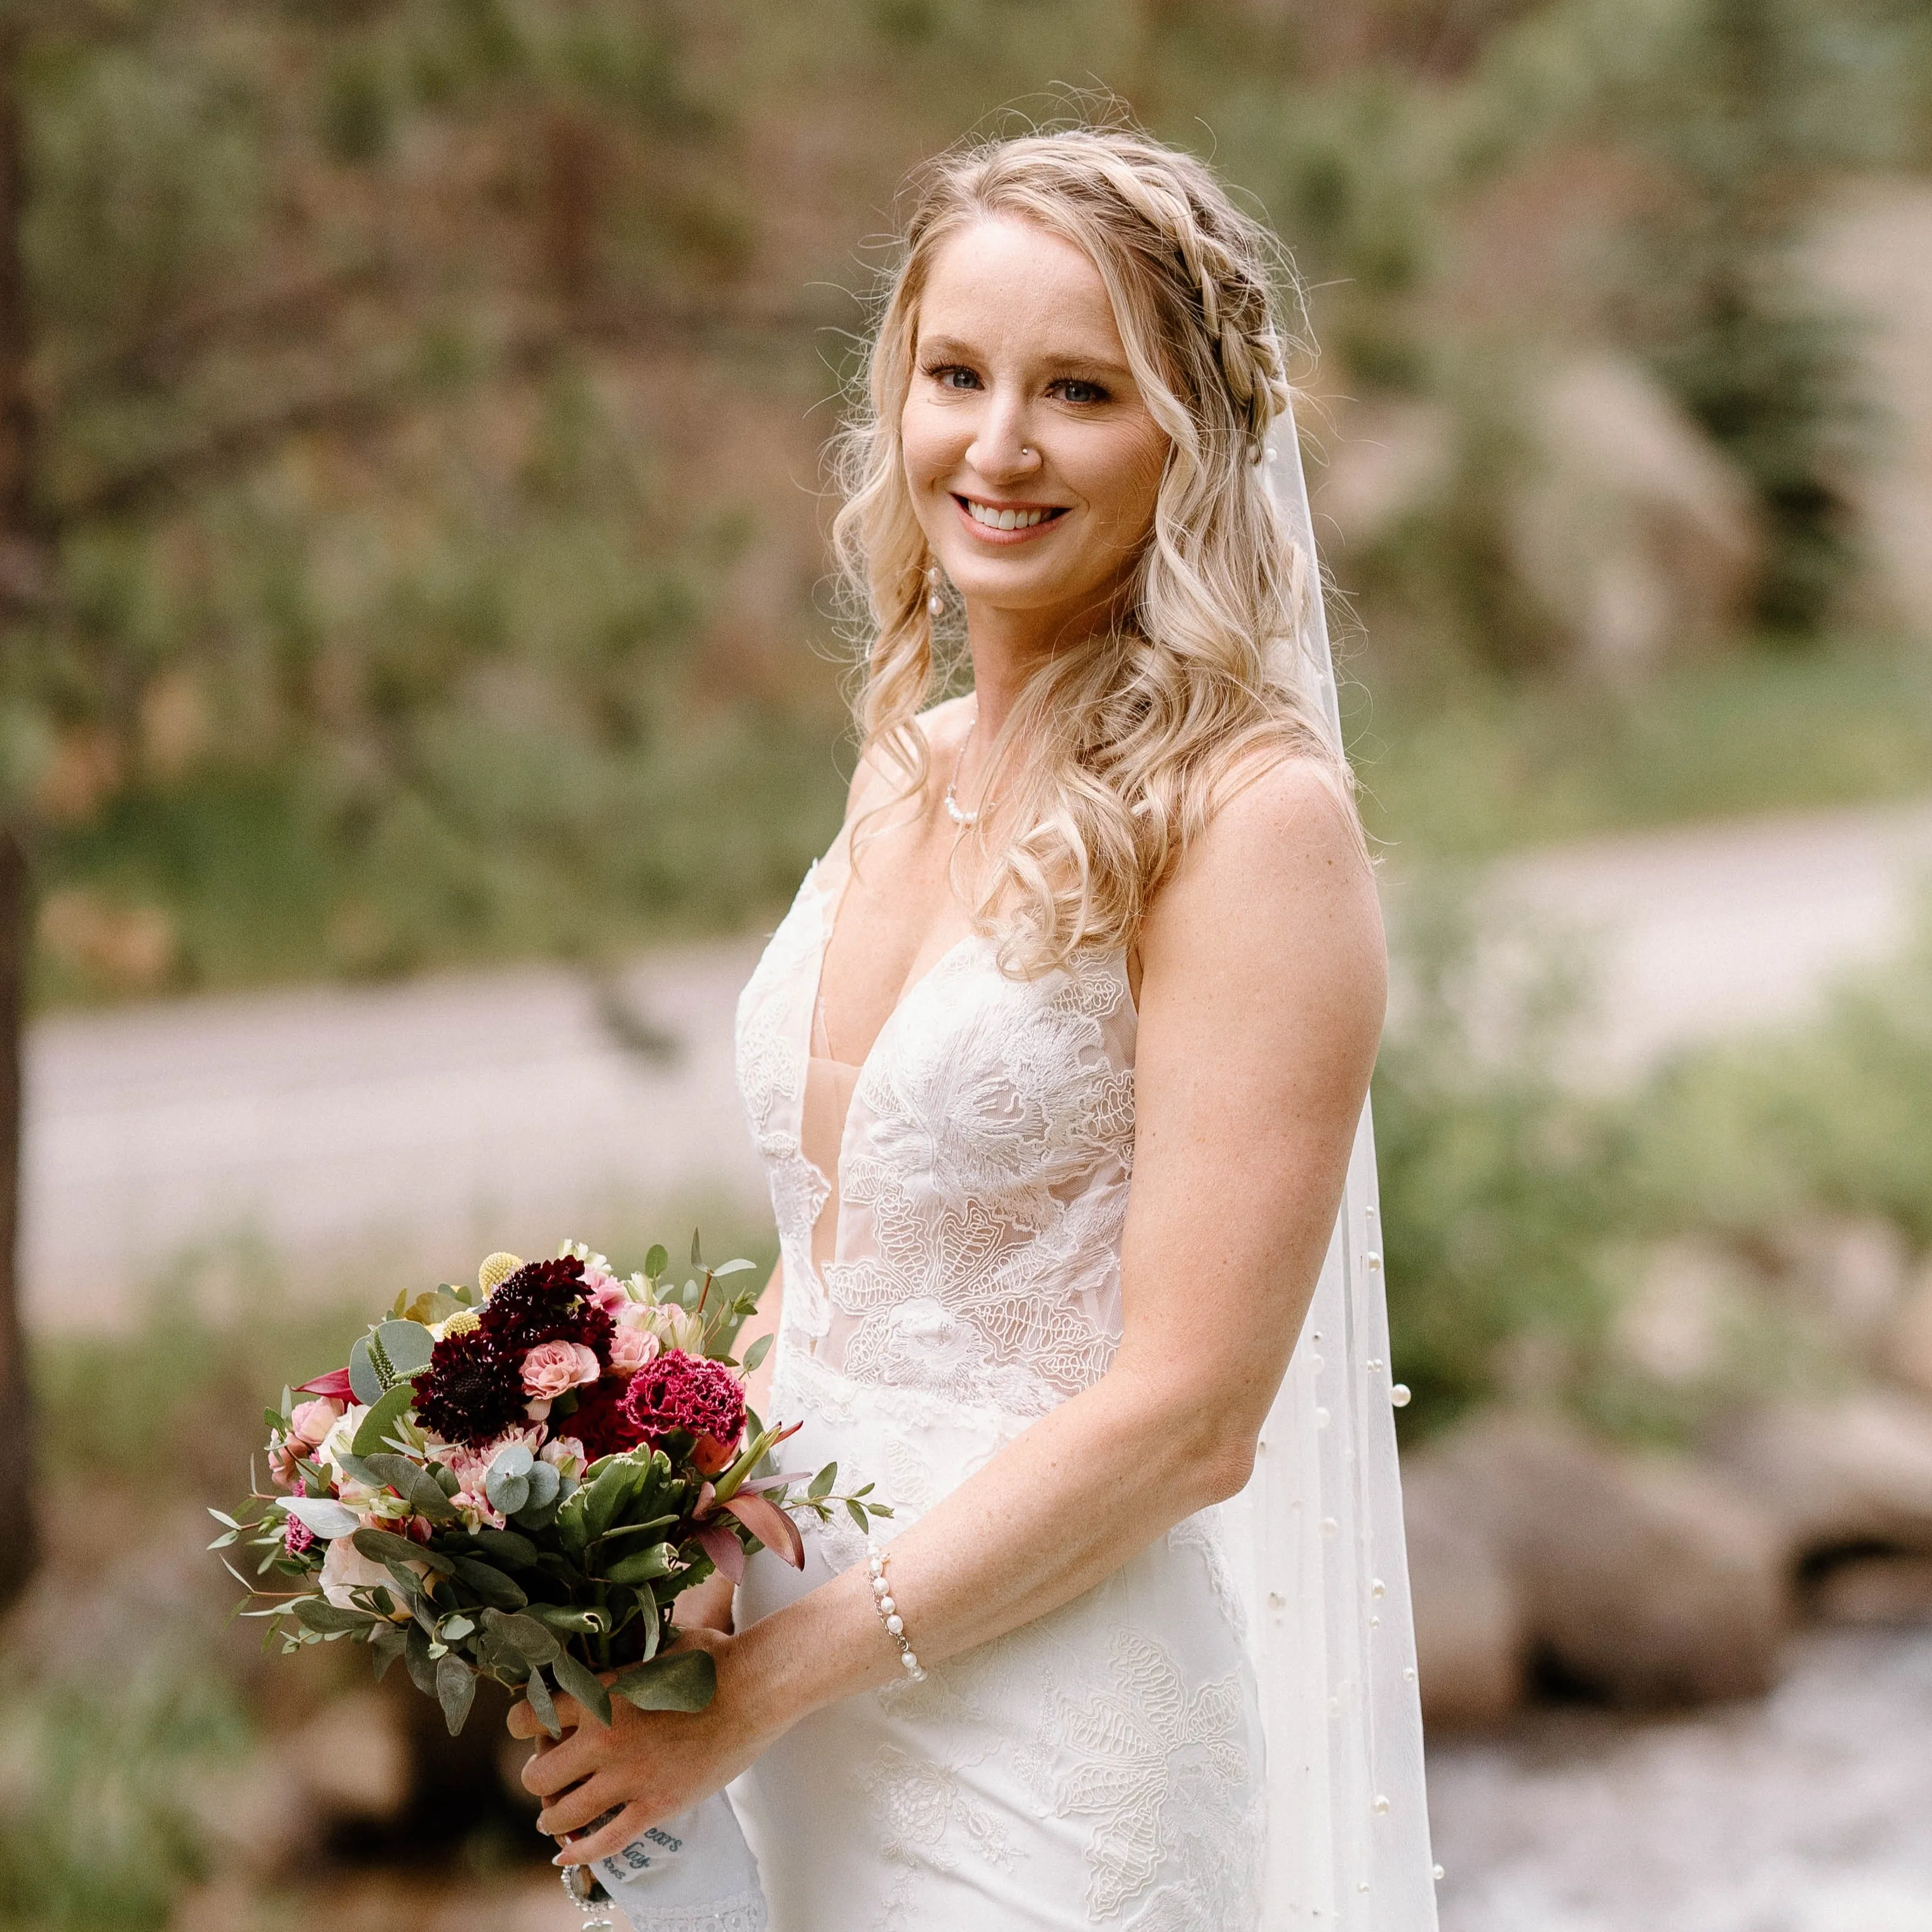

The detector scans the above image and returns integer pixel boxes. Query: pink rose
[521,1339,602,1401]
[607,1321,660,1375]
[289,1398,345,1447]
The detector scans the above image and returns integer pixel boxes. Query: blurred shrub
[1373,874,1932,1438]
[1374,877,1635,1430]
[0,1645,249,1932]
[1640,905,1932,1247]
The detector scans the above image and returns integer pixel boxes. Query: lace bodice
[733,820,1136,1421]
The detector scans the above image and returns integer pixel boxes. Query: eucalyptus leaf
[644,1244,668,1278]
[404,1623,438,1697]
[363,1454,459,1525]
[283,1497,360,1539]
[524,1459,560,1508]
[488,1441,534,1481]
[449,1554,527,1610]
[611,1648,717,1713]
[351,1383,415,1458]
[352,1526,455,1575]
[550,1650,613,1727]
[741,1334,773,1373]
[489,1610,561,1664]
[472,1528,539,1568]
[808,1463,837,1500]
[485,1467,530,1515]
[845,1498,869,1532]
[525,1664,561,1740]
[290,1598,376,1633]
[436,1650,476,1735]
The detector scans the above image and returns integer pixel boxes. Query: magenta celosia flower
[620,1351,745,1453]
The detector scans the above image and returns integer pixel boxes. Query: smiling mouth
[954,495,1070,533]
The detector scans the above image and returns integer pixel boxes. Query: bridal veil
[1217,409,1440,1928]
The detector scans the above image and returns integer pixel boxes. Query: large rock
[1883,1259,1932,1399]
[1507,354,1764,680]
[1402,1462,1525,1728]
[1406,1413,1788,1720]
[1703,1392,1932,1556]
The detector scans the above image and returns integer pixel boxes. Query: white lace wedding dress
[728,816,1264,1931]
[725,429,1438,1932]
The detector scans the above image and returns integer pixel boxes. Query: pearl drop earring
[925,563,944,619]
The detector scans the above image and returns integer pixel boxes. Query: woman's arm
[518,759,1385,1859]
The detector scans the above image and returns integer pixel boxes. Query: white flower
[320,1535,395,1609]
[315,1404,369,1482]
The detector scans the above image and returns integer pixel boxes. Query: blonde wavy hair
[832,123,1354,976]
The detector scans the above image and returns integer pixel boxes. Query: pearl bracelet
[866,1543,925,1681]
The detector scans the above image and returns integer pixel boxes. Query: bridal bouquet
[214,1236,884,1930]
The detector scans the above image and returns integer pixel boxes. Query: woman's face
[901,216,1170,651]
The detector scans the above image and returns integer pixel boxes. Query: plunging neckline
[806,822,985,1087]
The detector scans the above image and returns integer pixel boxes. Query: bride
[515,125,1438,1930]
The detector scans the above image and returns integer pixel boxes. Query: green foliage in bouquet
[212,1234,885,1738]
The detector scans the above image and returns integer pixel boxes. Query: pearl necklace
[943,715,987,827]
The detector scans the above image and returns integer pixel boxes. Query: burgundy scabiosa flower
[478,1256,615,1362]
[569,1377,648,1462]
[621,1351,745,1453]
[412,1332,527,1448]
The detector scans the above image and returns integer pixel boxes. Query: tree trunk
[0,830,33,1612]
[0,20,39,1614]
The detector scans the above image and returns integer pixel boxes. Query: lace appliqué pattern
[734,865,834,1338]
[863,1742,1014,1932]
[1025,1628,1259,1927]
[824,946,1135,1416]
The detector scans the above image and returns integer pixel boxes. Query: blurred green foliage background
[4,0,1930,1006]
[2,4,1932,1923]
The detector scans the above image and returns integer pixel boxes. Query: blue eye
[930,365,980,391]
[1054,378,1108,405]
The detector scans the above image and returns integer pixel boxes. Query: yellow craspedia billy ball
[478,1251,523,1296]
[442,1308,482,1338]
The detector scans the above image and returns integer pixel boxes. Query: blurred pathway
[22,797,1932,1329]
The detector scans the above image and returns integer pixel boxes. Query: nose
[966,387,1042,485]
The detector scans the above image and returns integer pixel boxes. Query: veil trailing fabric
[1217,408,1440,1928]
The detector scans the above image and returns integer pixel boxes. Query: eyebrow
[915,333,1134,380]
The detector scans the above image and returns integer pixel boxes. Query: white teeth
[966,500,1049,530]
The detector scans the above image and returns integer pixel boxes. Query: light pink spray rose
[520,1339,602,1407]
[289,1397,344,1447]
[607,1317,661,1376]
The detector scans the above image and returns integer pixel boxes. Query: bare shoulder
[1139,751,1386,1048]
[1154,752,1379,936]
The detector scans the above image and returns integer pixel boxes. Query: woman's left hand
[508,1628,780,1866]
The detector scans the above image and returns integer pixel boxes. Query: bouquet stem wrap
[582,1791,767,1932]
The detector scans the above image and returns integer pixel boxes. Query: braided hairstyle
[831,124,1353,976]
